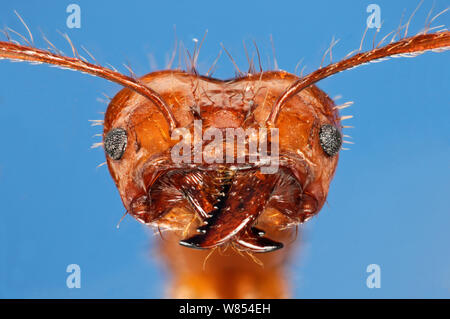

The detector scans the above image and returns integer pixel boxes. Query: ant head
[101,69,342,250]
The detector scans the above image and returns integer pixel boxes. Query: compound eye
[319,124,342,156]
[104,128,127,160]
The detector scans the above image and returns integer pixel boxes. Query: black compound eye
[319,124,342,156]
[104,128,127,160]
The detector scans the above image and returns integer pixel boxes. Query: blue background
[0,0,449,298]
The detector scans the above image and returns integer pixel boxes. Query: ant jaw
[179,226,284,253]
[235,228,284,253]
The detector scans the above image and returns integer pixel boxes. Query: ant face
[101,70,341,252]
